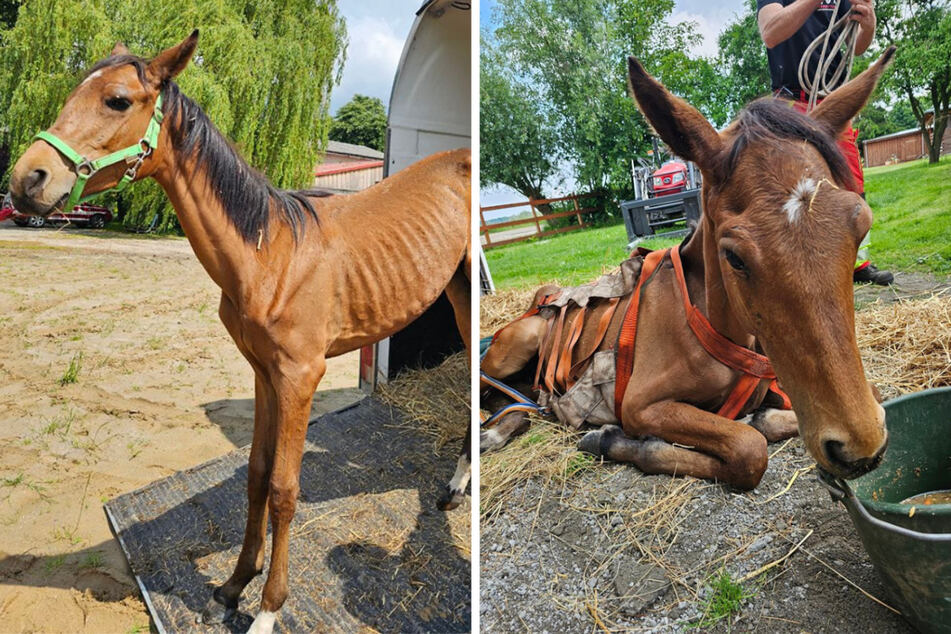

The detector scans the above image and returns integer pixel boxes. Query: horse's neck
[152,155,256,301]
[686,219,756,349]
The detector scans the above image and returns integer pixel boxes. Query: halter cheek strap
[33,93,164,212]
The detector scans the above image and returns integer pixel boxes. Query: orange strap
[555,308,586,393]
[614,247,790,421]
[614,249,668,416]
[542,305,568,393]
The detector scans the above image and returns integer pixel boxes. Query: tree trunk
[929,113,947,164]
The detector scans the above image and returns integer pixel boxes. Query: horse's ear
[147,30,199,87]
[811,46,896,134]
[626,56,722,173]
[111,42,129,56]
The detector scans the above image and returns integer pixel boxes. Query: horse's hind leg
[480,410,531,452]
[436,262,471,511]
[438,425,471,510]
[201,373,275,624]
[479,314,548,452]
[445,261,471,353]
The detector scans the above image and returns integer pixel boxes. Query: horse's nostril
[824,439,883,478]
[25,169,49,197]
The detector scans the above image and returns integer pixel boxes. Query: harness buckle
[76,161,94,177]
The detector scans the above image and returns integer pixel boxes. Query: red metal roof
[314,160,384,177]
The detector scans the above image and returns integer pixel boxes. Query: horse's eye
[105,96,132,111]
[724,249,747,272]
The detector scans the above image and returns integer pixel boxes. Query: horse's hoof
[578,429,604,455]
[198,589,236,624]
[578,425,623,456]
[437,487,464,511]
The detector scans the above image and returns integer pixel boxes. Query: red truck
[651,160,688,197]
[1,194,112,228]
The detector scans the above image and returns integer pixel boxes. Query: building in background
[864,110,951,167]
[313,140,384,193]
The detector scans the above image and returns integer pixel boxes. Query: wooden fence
[480,194,598,248]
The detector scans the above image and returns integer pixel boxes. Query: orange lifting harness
[488,247,790,424]
[614,247,790,420]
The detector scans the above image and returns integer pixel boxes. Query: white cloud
[332,11,412,112]
[667,1,747,58]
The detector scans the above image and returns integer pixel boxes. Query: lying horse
[9,32,470,634]
[481,48,896,491]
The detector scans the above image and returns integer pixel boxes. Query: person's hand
[850,0,876,30]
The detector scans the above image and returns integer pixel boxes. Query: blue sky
[331,1,419,113]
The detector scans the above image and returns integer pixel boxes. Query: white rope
[797,0,860,111]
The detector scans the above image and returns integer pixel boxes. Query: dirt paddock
[0,224,366,631]
[481,275,951,633]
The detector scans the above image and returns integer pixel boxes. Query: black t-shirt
[757,0,851,93]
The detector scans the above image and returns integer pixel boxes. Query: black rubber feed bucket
[821,387,951,634]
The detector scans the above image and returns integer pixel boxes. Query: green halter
[33,94,164,212]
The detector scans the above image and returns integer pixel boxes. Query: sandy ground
[0,224,363,632]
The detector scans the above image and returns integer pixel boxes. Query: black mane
[723,98,854,190]
[87,56,328,243]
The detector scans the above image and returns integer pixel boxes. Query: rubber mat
[104,397,470,633]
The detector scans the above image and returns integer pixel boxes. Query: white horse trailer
[360,0,471,390]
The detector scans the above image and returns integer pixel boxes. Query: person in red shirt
[758,0,893,285]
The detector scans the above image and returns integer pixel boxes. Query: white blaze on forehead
[782,177,817,223]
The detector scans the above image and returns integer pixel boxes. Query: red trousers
[787,97,864,194]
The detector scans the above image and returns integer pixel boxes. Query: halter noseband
[33,93,164,213]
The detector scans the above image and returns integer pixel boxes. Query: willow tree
[0,0,346,231]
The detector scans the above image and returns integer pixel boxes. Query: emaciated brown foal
[10,33,470,633]
[482,48,896,490]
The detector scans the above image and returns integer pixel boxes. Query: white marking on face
[247,611,276,634]
[782,177,816,223]
[81,69,105,85]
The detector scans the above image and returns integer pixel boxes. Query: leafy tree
[0,0,346,231]
[329,94,387,152]
[488,0,706,202]
[479,36,559,202]
[876,0,951,164]
[715,0,771,124]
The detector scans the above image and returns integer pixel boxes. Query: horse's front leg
[580,399,769,490]
[247,357,325,634]
[201,373,275,623]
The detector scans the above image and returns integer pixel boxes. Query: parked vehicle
[7,197,113,229]
[651,160,688,197]
[0,194,14,222]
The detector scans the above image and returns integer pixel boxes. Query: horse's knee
[268,479,300,520]
[727,429,768,490]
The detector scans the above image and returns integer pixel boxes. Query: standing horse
[9,32,470,633]
[481,48,896,490]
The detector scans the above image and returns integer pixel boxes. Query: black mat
[104,397,470,633]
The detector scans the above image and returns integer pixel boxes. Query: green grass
[485,158,951,289]
[690,569,754,629]
[59,352,83,386]
[485,223,680,290]
[864,158,951,275]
